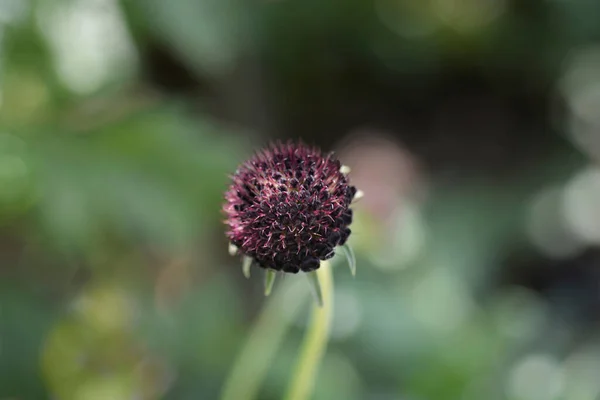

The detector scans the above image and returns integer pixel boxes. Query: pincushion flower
[224,141,361,297]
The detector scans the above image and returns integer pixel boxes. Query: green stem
[220,277,308,400]
[284,262,334,400]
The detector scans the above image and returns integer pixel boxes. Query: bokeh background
[2,0,600,399]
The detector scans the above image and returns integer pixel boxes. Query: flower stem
[220,277,308,400]
[284,261,334,400]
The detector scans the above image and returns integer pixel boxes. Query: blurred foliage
[1,0,600,399]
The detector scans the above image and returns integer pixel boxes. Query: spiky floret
[224,142,356,273]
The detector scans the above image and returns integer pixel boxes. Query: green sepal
[305,271,323,307]
[340,243,356,277]
[264,270,276,296]
[242,256,252,279]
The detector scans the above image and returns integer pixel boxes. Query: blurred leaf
[140,274,243,398]
[131,0,251,75]
[41,283,169,400]
[27,107,242,252]
[0,288,56,399]
[0,133,36,222]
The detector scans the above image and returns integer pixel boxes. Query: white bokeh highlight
[507,354,565,400]
[527,186,585,259]
[36,0,137,94]
[563,167,600,245]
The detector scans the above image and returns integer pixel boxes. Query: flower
[224,142,357,274]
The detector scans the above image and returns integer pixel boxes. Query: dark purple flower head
[224,142,357,273]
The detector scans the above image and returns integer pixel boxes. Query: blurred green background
[2,0,600,399]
